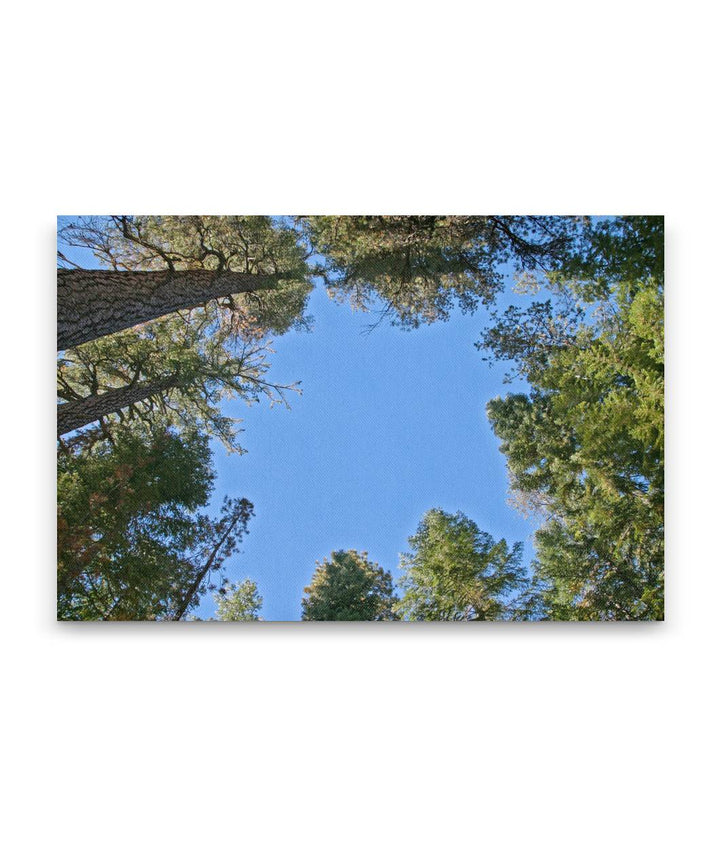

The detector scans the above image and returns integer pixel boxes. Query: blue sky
[58,223,539,620]
[200,274,537,620]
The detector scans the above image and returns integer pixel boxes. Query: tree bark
[57,268,273,351]
[57,375,178,437]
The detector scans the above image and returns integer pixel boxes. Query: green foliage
[60,215,314,337]
[56,214,663,621]
[214,579,263,621]
[304,215,576,328]
[58,313,297,453]
[301,550,397,621]
[58,215,312,452]
[394,509,533,620]
[484,216,664,620]
[559,215,664,301]
[57,425,253,620]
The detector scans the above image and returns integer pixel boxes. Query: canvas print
[57,216,664,621]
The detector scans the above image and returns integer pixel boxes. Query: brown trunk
[172,511,244,621]
[57,268,273,351]
[57,375,178,437]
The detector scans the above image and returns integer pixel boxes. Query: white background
[1,2,717,853]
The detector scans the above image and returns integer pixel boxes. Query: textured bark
[57,376,178,437]
[57,268,273,351]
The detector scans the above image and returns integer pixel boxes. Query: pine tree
[301,550,397,621]
[394,509,531,621]
[483,216,664,619]
[57,424,253,621]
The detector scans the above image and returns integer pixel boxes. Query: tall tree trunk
[172,508,247,621]
[57,375,179,436]
[57,269,273,351]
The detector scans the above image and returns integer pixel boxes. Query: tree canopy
[56,214,663,621]
[55,216,313,620]
[57,215,312,451]
[59,215,313,338]
[483,216,664,619]
[303,215,575,328]
[57,424,253,620]
[301,550,397,621]
[213,579,263,621]
[58,311,297,452]
[394,509,534,621]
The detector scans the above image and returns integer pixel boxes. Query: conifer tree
[303,215,575,327]
[214,580,263,621]
[394,509,532,621]
[301,550,397,621]
[57,424,253,620]
[483,216,664,619]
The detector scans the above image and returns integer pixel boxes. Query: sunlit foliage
[303,215,575,327]
[214,579,263,621]
[394,509,535,621]
[302,550,397,621]
[484,217,664,619]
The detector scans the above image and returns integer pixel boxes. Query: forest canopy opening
[57,215,663,621]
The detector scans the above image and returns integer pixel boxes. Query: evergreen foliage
[214,579,263,621]
[58,312,297,453]
[394,509,534,620]
[56,214,663,621]
[301,550,397,621]
[57,215,310,451]
[484,217,664,619]
[59,215,313,337]
[57,425,253,620]
[304,215,575,328]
